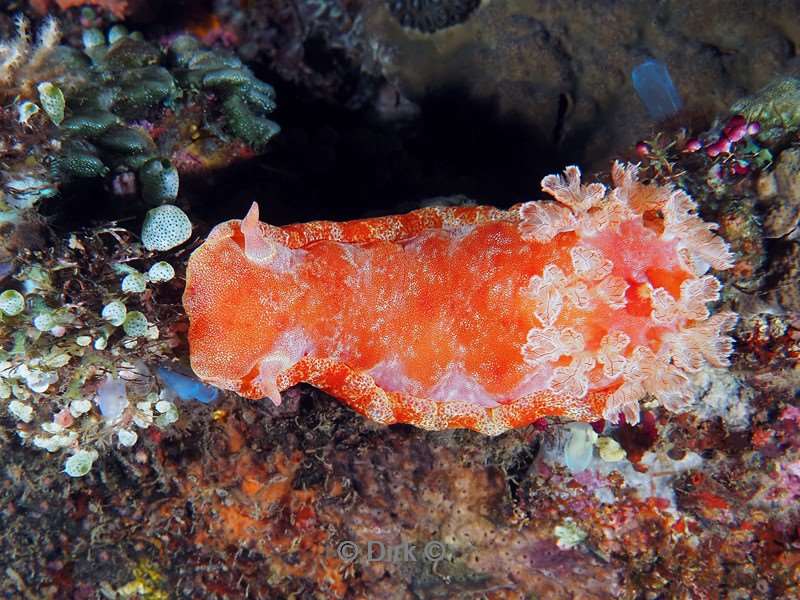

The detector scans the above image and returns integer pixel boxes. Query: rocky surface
[361,0,800,169]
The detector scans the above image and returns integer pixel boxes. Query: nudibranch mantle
[183,162,737,435]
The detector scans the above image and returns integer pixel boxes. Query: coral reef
[0,15,62,250]
[0,17,280,481]
[1,3,800,599]
[0,208,192,476]
[167,34,280,152]
[766,242,800,312]
[4,378,798,598]
[0,16,279,211]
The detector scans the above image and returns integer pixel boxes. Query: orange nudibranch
[183,163,737,435]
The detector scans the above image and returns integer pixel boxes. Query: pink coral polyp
[183,162,737,435]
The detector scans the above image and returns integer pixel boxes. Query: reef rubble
[0,3,799,599]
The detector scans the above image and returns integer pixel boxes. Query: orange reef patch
[184,162,737,434]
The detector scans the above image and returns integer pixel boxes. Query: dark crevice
[553,92,570,147]
[43,57,575,234]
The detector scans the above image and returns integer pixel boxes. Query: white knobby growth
[679,276,722,320]
[518,201,576,242]
[523,246,626,324]
[610,161,639,194]
[650,275,722,325]
[600,162,734,274]
[570,246,628,309]
[0,15,60,89]
[570,246,613,281]
[518,162,738,420]
[541,166,606,214]
[523,264,566,327]
[662,312,738,373]
[597,331,630,379]
[691,312,738,367]
[550,354,595,399]
[650,287,677,324]
[595,275,629,309]
[521,163,679,243]
[610,161,671,214]
[663,190,734,274]
[564,280,591,310]
[522,326,584,366]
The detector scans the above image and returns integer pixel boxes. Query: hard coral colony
[184,163,737,435]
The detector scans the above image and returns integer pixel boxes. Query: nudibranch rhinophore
[183,163,737,435]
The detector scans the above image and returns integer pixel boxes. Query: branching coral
[184,162,737,435]
[0,16,63,225]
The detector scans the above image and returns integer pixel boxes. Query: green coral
[81,27,105,49]
[121,272,147,294]
[60,111,119,136]
[17,100,40,125]
[50,27,279,202]
[55,148,109,178]
[101,300,127,326]
[553,518,588,549]
[1,18,279,209]
[147,261,175,283]
[168,35,281,149]
[64,449,98,477]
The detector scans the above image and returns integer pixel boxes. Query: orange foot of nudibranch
[183,162,737,435]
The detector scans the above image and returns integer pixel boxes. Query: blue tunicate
[156,366,219,404]
[632,59,682,120]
